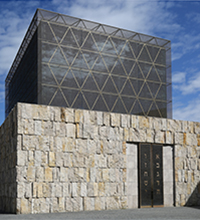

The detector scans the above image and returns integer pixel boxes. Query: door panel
[152,145,163,207]
[139,144,163,208]
[140,144,152,207]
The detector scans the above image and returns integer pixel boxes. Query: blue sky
[0,0,200,124]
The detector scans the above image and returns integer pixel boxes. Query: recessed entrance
[139,144,163,208]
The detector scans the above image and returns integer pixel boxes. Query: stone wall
[0,103,199,214]
[0,106,18,213]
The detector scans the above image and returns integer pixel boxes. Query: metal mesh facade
[6,9,172,118]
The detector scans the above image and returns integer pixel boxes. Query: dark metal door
[139,144,163,208]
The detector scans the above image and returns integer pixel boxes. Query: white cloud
[53,0,181,36]
[173,72,186,83]
[174,71,200,95]
[173,98,200,122]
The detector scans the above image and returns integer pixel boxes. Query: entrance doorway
[139,144,163,208]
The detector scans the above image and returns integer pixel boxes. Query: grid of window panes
[6,9,172,118]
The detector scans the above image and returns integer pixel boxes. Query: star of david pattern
[39,18,168,117]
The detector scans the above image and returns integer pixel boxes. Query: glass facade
[5,9,172,118]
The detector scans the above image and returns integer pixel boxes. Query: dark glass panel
[121,79,135,96]
[156,84,166,100]
[129,78,138,95]
[62,88,79,106]
[103,25,117,34]
[112,97,127,114]
[41,21,57,42]
[102,38,117,55]
[92,72,109,90]
[83,91,99,109]
[147,82,160,98]
[72,69,89,88]
[42,64,57,85]
[112,60,126,76]
[72,92,89,109]
[93,95,108,111]
[155,65,166,83]
[112,75,126,93]
[102,55,117,72]
[131,100,144,115]
[41,86,57,105]
[156,101,167,117]
[155,49,166,65]
[129,41,143,58]
[84,20,99,30]
[121,96,136,113]
[62,29,79,47]
[82,51,99,69]
[50,89,67,107]
[130,62,143,79]
[72,52,89,70]
[96,25,106,34]
[72,28,88,47]
[76,21,85,29]
[61,70,79,88]
[111,37,126,55]
[138,62,152,79]
[50,23,68,43]
[92,56,108,72]
[50,47,68,65]
[147,66,160,82]
[102,77,117,93]
[138,46,151,62]
[120,42,135,58]
[61,47,79,65]
[42,43,57,63]
[148,102,160,117]
[92,33,108,51]
[121,58,135,75]
[146,45,160,62]
[102,93,118,111]
[139,99,152,115]
[130,79,144,96]
[139,82,152,99]
[82,73,99,91]
[49,65,68,84]
[81,33,98,51]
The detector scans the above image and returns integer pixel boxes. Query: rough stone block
[17,150,27,166]
[84,197,94,211]
[106,197,119,210]
[45,167,53,182]
[34,120,41,135]
[111,113,120,127]
[66,124,75,138]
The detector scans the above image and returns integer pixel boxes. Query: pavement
[0,207,199,220]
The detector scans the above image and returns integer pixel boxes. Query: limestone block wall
[0,102,199,214]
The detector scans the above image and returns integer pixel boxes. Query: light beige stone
[20,198,31,214]
[103,112,110,126]
[27,166,35,182]
[17,150,27,166]
[111,113,120,127]
[45,167,53,182]
[34,120,41,135]
[49,152,56,167]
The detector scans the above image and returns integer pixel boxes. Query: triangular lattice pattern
[40,20,168,118]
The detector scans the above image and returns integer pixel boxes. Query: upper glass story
[5,9,172,118]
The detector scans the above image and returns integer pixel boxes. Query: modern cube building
[5,8,172,118]
[2,9,200,215]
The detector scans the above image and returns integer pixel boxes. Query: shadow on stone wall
[185,182,200,207]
